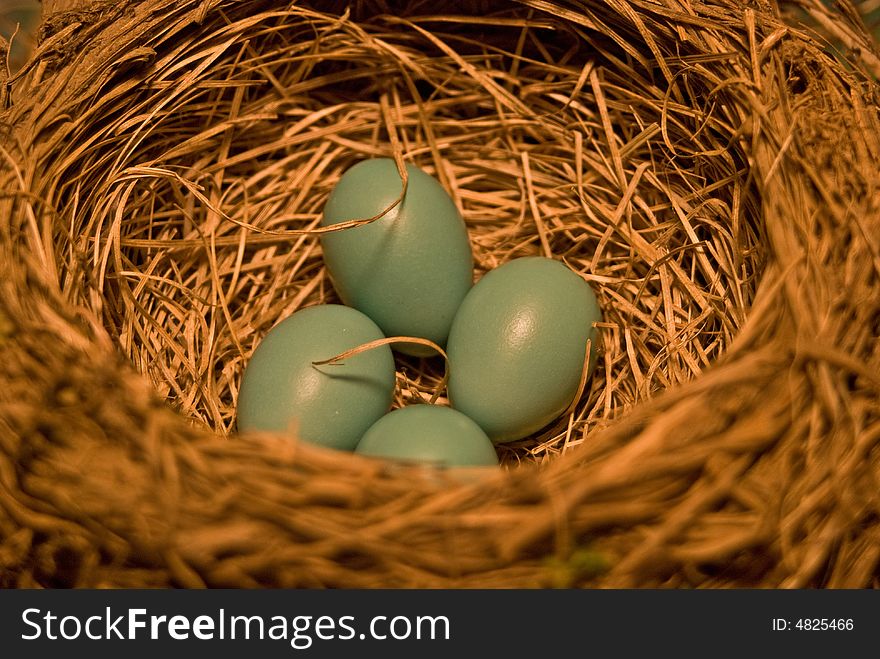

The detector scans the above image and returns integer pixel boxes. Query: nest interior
[1,0,879,588]
[55,0,768,462]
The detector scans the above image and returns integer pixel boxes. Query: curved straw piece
[220,94,409,237]
[313,336,450,405]
[562,337,593,419]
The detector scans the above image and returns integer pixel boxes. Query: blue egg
[446,257,602,443]
[320,158,473,355]
[355,405,499,467]
[237,304,396,451]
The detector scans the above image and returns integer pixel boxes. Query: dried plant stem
[314,336,449,405]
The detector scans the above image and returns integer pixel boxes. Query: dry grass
[0,0,878,588]
[19,2,764,464]
[0,1,40,73]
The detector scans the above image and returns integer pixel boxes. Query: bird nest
[1,0,879,587]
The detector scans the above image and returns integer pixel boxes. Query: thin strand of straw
[313,336,449,405]
[214,93,410,237]
[562,338,593,418]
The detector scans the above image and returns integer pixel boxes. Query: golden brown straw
[313,336,450,405]
[0,0,879,587]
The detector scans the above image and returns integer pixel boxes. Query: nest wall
[0,0,879,588]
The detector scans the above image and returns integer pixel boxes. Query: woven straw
[1,0,879,588]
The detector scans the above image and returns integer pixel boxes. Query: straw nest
[1,0,879,588]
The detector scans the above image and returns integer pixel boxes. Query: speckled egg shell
[320,158,473,356]
[237,304,396,451]
[446,257,602,443]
